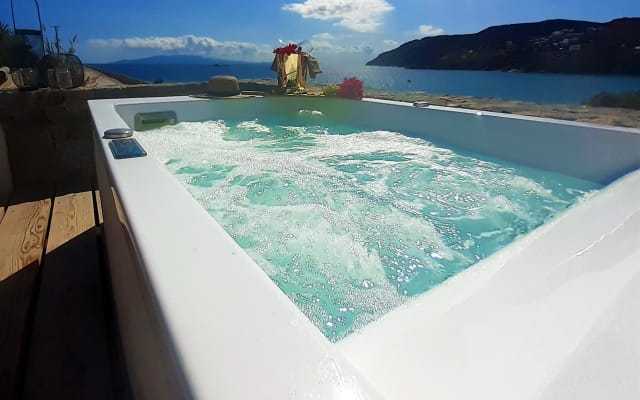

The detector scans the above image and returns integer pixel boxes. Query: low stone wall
[0,83,264,194]
[1,81,637,198]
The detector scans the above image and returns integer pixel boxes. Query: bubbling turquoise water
[136,115,601,341]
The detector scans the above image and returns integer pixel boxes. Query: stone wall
[0,83,213,195]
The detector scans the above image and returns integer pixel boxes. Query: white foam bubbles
[136,118,600,340]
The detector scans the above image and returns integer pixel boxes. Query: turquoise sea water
[92,63,640,105]
[136,115,601,341]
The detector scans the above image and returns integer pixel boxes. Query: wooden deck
[0,189,129,399]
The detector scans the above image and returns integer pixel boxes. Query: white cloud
[312,32,334,40]
[282,0,394,32]
[87,35,273,61]
[308,39,372,55]
[304,39,377,65]
[383,39,399,49]
[298,32,374,57]
[87,39,123,47]
[418,25,444,37]
[87,32,387,65]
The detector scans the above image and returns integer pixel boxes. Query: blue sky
[3,0,639,64]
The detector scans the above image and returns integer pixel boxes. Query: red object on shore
[337,77,364,100]
[273,43,299,55]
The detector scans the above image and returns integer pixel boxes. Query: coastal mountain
[368,18,640,75]
[111,55,256,65]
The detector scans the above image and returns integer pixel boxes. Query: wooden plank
[45,192,95,253]
[0,191,6,223]
[0,200,51,280]
[8,186,54,206]
[95,190,103,225]
[24,192,114,400]
[55,178,93,199]
[0,199,51,399]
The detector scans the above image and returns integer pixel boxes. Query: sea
[90,62,640,105]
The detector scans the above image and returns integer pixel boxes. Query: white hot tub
[89,96,640,400]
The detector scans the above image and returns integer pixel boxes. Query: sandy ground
[0,66,122,90]
[263,82,640,128]
[82,66,127,87]
[362,88,640,129]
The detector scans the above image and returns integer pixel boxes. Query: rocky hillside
[367,18,640,75]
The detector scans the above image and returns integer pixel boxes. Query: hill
[367,18,640,75]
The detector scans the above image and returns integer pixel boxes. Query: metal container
[55,67,73,89]
[19,68,39,89]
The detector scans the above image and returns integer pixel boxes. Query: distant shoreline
[91,63,640,105]
[68,69,640,129]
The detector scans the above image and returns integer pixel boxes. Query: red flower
[337,77,364,100]
[273,43,300,55]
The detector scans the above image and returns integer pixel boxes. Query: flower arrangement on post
[273,43,300,55]
[337,77,364,100]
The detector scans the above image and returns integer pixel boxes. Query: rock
[207,76,240,96]
[0,67,8,85]
[0,67,15,90]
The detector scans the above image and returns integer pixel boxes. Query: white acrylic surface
[89,96,640,400]
[89,97,381,400]
[338,171,640,400]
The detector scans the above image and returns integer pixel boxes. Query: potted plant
[337,77,364,100]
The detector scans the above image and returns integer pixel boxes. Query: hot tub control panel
[108,138,147,159]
